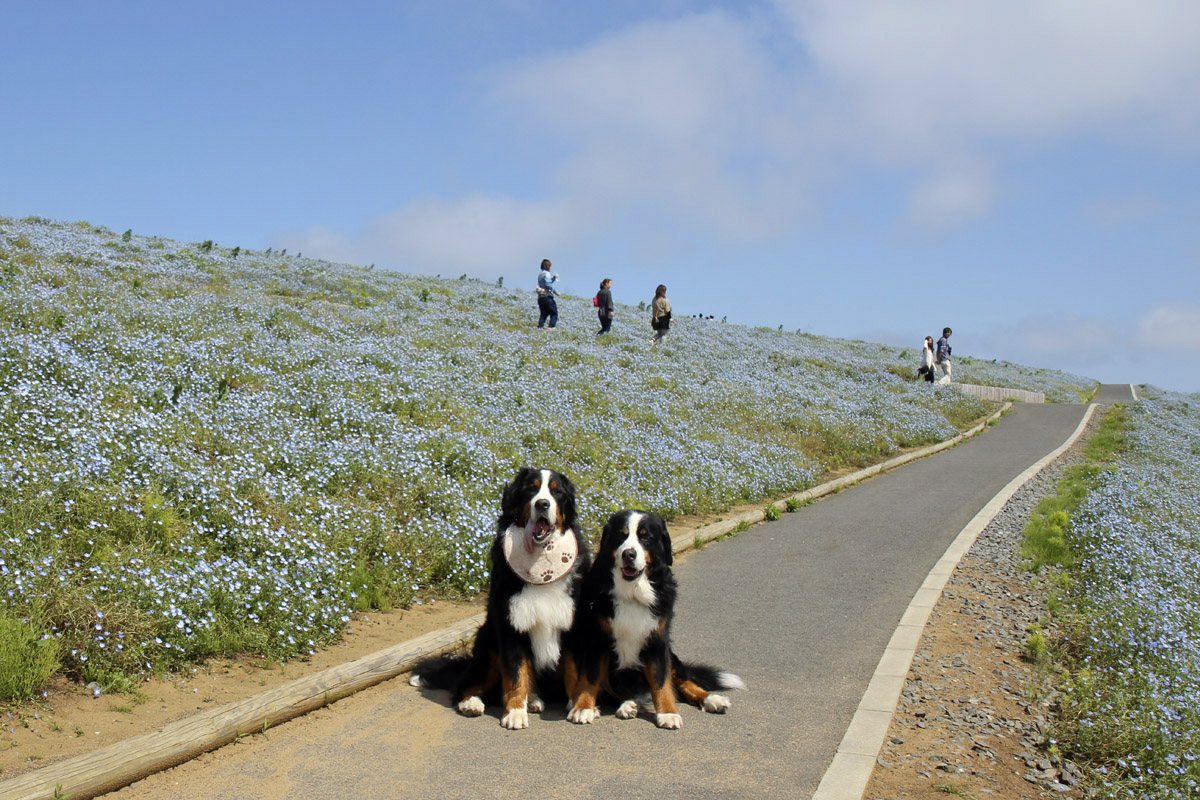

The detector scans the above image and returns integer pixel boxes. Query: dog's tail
[670,652,747,692]
[408,652,471,690]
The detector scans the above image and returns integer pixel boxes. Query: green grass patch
[1021,405,1129,572]
[0,613,60,702]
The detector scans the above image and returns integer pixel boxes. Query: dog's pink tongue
[526,521,550,552]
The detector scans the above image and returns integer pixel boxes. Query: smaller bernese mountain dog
[565,509,745,729]
[409,467,590,729]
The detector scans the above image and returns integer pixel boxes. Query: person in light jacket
[650,284,672,346]
[536,258,559,329]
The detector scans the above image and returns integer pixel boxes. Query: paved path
[1094,383,1138,404]
[111,401,1098,800]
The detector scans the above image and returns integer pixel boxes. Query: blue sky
[4,1,1199,392]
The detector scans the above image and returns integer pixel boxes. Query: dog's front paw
[656,712,682,729]
[702,693,731,713]
[500,707,530,730]
[615,700,639,720]
[567,705,600,724]
[457,696,485,717]
[528,695,545,714]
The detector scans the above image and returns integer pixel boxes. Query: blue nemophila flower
[1051,390,1200,798]
[0,215,1093,686]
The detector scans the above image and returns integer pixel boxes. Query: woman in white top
[920,336,935,382]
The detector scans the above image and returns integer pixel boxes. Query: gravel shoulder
[865,410,1102,800]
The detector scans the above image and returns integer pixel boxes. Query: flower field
[1055,391,1200,797]
[0,215,1095,695]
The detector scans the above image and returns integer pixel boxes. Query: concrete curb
[0,404,1011,800]
[809,403,1099,800]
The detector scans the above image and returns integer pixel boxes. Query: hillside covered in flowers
[0,216,1096,693]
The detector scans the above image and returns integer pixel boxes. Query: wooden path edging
[0,404,1011,800]
[0,619,482,800]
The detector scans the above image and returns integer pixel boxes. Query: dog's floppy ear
[501,467,533,514]
[554,471,576,523]
[596,511,625,563]
[656,515,674,566]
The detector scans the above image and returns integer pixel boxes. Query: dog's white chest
[611,580,659,669]
[508,580,575,671]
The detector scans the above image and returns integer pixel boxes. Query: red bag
[593,295,599,307]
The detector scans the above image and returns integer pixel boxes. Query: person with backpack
[595,278,615,335]
[650,284,672,346]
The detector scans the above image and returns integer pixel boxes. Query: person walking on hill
[596,278,615,335]
[935,327,953,384]
[536,258,559,329]
[650,284,672,346]
[919,335,936,383]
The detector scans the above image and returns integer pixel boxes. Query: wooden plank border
[0,618,481,800]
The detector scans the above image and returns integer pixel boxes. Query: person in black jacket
[596,278,615,335]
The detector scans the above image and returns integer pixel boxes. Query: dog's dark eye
[637,527,650,540]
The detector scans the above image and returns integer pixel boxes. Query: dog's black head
[499,467,577,547]
[597,509,673,583]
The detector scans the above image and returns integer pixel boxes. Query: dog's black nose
[534,498,550,512]
[621,548,637,564]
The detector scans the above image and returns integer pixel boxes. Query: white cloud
[491,11,819,241]
[775,0,1200,155]
[1082,196,1168,227]
[974,314,1120,363]
[1137,303,1200,352]
[276,194,597,278]
[286,2,1200,270]
[907,163,995,229]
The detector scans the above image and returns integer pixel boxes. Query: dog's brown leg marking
[568,659,608,713]
[563,657,582,702]
[675,678,709,707]
[502,658,533,713]
[646,661,677,715]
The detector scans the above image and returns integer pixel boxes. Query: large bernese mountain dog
[409,467,590,729]
[565,509,745,729]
